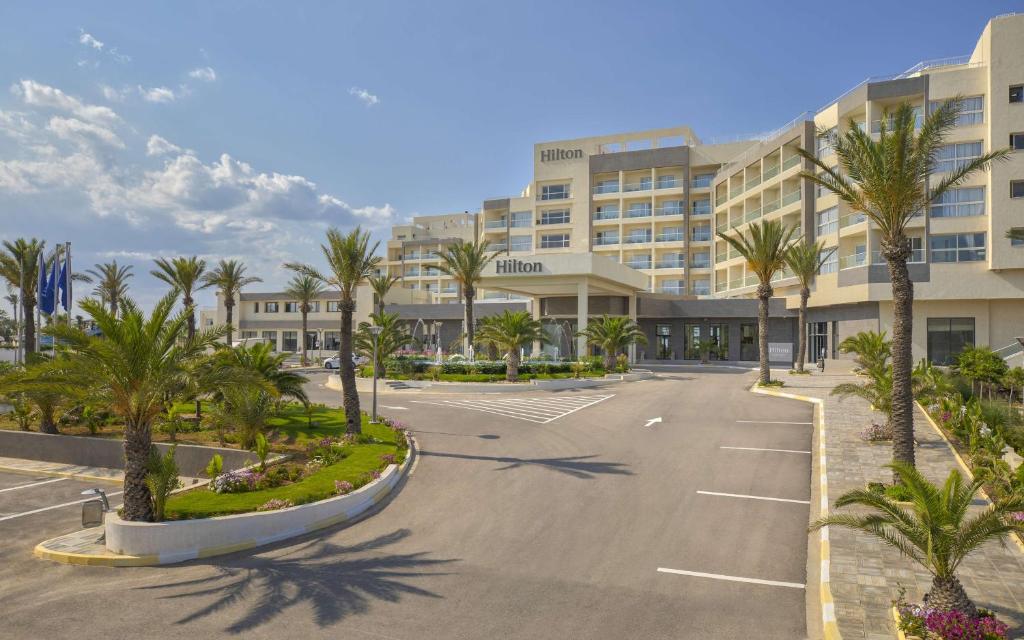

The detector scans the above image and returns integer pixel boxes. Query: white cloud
[349,87,380,107]
[145,134,183,157]
[0,110,37,142]
[12,80,119,125]
[138,86,175,103]
[78,30,104,50]
[46,116,124,149]
[188,67,217,82]
[99,84,130,102]
[107,47,131,64]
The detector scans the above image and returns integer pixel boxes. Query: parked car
[323,354,369,369]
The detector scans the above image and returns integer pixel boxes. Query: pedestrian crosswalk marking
[411,394,614,424]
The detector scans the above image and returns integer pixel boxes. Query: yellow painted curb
[915,401,1024,555]
[33,543,157,567]
[752,384,842,640]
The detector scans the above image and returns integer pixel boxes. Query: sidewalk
[770,367,1024,639]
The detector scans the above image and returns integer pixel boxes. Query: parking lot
[0,470,121,533]
[1,368,813,639]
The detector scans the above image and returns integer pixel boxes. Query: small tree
[784,241,835,373]
[476,311,546,382]
[203,259,262,347]
[368,272,401,316]
[956,346,1008,401]
[812,462,1024,616]
[354,311,413,378]
[838,330,891,378]
[436,240,499,357]
[1003,367,1024,408]
[145,445,182,522]
[284,274,325,366]
[576,315,647,371]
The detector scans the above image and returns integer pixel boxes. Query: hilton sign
[540,148,584,162]
[495,259,543,274]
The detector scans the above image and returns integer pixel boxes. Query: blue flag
[39,258,57,316]
[58,259,70,311]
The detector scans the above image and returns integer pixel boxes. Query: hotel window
[540,184,570,200]
[692,173,714,188]
[594,179,619,194]
[324,331,340,351]
[540,209,570,225]
[930,233,986,263]
[627,202,652,218]
[930,187,984,217]
[593,204,619,220]
[264,302,279,313]
[656,175,678,189]
[240,330,257,339]
[873,106,923,132]
[816,207,838,236]
[690,251,710,268]
[935,142,982,173]
[691,225,711,242]
[819,247,838,274]
[691,280,711,295]
[659,279,684,294]
[509,235,532,252]
[594,231,619,246]
[660,200,684,215]
[261,331,277,351]
[282,331,298,352]
[816,128,835,158]
[1012,180,1024,198]
[1010,85,1023,104]
[927,318,975,365]
[691,198,711,215]
[1011,133,1024,150]
[1010,228,1024,247]
[327,301,341,312]
[510,211,531,228]
[252,302,259,313]
[930,97,983,126]
[540,233,570,249]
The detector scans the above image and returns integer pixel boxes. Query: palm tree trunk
[603,349,615,371]
[300,309,308,366]
[464,288,475,358]
[39,407,58,434]
[23,297,35,356]
[507,349,519,382]
[122,418,154,522]
[887,252,916,477]
[339,299,361,435]
[757,283,772,385]
[377,297,385,317]
[109,294,117,317]
[225,301,234,346]
[925,575,977,617]
[184,294,196,341]
[796,287,809,373]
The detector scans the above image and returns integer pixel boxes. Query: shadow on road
[420,450,632,479]
[410,429,501,440]
[140,529,455,634]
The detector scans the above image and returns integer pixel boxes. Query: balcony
[840,212,866,228]
[593,183,620,195]
[716,221,731,234]
[743,207,762,223]
[442,286,457,294]
[489,243,507,252]
[405,269,421,277]
[538,190,570,201]
[715,251,728,262]
[592,236,620,246]
[771,267,795,281]
[745,176,762,190]
[729,184,744,199]
[715,193,727,206]
[624,235,653,244]
[763,199,781,215]
[484,219,507,229]
[403,253,421,261]
[623,181,653,193]
[592,210,619,221]
[655,206,685,216]
[763,165,780,180]
[691,175,713,189]
[656,233,684,243]
[839,253,867,270]
[626,260,653,270]
[691,202,712,216]
[782,155,801,171]
[659,286,685,294]
[691,232,712,242]
[781,189,801,206]
[655,260,685,269]
[625,208,652,219]
[690,259,711,269]
[692,285,711,296]
[715,280,728,293]
[656,177,681,190]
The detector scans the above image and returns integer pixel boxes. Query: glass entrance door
[656,324,672,360]
[708,324,729,360]
[808,322,828,363]
[740,323,758,361]
[684,324,701,360]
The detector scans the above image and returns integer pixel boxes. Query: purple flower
[371,469,382,480]
[334,480,354,495]
[380,453,396,465]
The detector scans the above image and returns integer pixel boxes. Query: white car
[323,354,369,369]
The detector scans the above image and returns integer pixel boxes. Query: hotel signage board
[540,148,584,162]
[495,259,544,274]
[768,342,793,364]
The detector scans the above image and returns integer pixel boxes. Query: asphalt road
[0,368,813,639]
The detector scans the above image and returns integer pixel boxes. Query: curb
[915,401,1024,555]
[34,435,416,567]
[752,384,842,640]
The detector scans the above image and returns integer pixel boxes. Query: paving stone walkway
[772,367,1024,640]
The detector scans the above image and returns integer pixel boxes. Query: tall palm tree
[151,256,211,341]
[784,241,835,373]
[576,315,648,371]
[285,227,381,435]
[355,311,414,378]
[283,274,325,366]
[368,272,401,316]
[82,261,134,316]
[476,310,547,382]
[798,100,1009,477]
[436,240,499,358]
[0,238,45,357]
[717,219,796,385]
[203,259,262,347]
[811,462,1024,616]
[43,292,226,521]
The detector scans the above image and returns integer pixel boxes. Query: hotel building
[217,13,1024,366]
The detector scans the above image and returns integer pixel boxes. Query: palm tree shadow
[420,450,632,479]
[139,529,455,634]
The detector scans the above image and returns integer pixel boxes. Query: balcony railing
[592,236,620,246]
[744,207,762,223]
[715,251,728,262]
[656,233,684,242]
[442,286,457,293]
[730,184,744,199]
[781,189,801,206]
[659,286,685,294]
[655,207,685,216]
[626,261,653,270]
[406,269,420,277]
[716,222,731,234]
[592,183,620,195]
[656,177,681,189]
[840,212,866,228]
[691,175,713,189]
[624,235,653,244]
[763,199,781,214]
[839,253,867,270]
[690,257,711,269]
[656,260,685,269]
[625,208,652,218]
[715,280,728,293]
[691,203,712,215]
[729,247,740,259]
[745,176,762,190]
[771,267,795,281]
[715,193,727,206]
[489,243,507,252]
[691,232,712,242]
[484,220,507,229]
[592,210,619,221]
[763,165,780,180]
[692,286,711,296]
[623,181,653,192]
[782,155,801,171]
[538,191,570,201]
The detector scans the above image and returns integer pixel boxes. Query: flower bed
[894,600,1009,640]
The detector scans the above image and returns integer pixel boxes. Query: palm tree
[717,219,796,385]
[784,241,835,373]
[202,259,261,347]
[0,361,69,433]
[0,239,45,356]
[43,293,226,521]
[368,272,401,316]
[285,227,381,435]
[475,311,546,381]
[354,311,414,378]
[811,462,1024,616]
[436,240,499,357]
[576,315,648,371]
[838,330,892,376]
[82,261,134,316]
[151,256,211,341]
[284,274,325,366]
[208,342,308,405]
[799,101,1009,478]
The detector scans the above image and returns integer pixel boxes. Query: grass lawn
[165,417,406,519]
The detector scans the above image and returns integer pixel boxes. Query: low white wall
[105,450,411,564]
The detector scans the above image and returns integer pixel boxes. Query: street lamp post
[369,325,383,424]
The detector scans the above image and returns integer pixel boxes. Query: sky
[0,0,1020,314]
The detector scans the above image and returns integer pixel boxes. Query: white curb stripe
[696,490,810,504]
[657,567,805,589]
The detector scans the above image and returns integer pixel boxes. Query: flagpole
[35,244,43,354]
[65,241,72,316]
[16,258,24,365]
[53,247,60,326]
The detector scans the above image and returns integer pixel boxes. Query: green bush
[146,445,182,522]
[205,454,223,479]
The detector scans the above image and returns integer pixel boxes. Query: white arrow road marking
[645,417,662,427]
[380,405,408,410]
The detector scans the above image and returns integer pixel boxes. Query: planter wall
[104,452,411,564]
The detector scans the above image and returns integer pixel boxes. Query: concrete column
[576,280,588,359]
[532,297,543,357]
[628,294,638,364]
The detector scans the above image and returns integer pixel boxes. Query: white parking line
[0,490,124,523]
[719,446,811,454]
[696,490,810,505]
[657,567,805,589]
[0,477,67,494]
[411,394,614,424]
[736,420,812,425]
[380,405,408,410]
